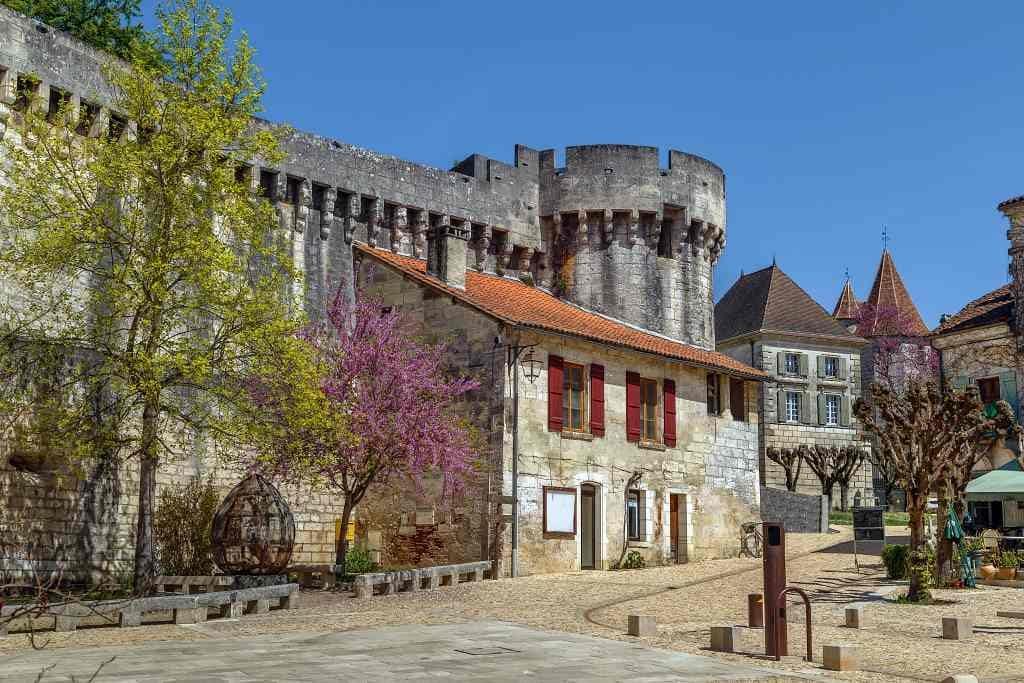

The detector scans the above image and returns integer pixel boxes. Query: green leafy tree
[0,0,156,63]
[0,0,301,591]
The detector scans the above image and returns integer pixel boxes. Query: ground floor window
[825,394,840,425]
[627,489,647,541]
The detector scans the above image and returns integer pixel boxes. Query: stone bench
[352,560,492,598]
[154,575,235,594]
[0,583,299,635]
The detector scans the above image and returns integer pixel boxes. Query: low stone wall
[353,560,492,598]
[759,486,828,534]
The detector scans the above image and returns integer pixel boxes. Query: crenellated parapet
[535,145,727,349]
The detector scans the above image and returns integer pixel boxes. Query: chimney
[426,216,469,289]
[1000,196,1024,347]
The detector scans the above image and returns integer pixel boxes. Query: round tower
[536,145,725,350]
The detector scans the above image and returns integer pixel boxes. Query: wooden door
[581,485,596,569]
[670,494,679,562]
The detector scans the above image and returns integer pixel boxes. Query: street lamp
[492,336,538,578]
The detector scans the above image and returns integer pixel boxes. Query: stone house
[714,264,873,508]
[356,241,766,576]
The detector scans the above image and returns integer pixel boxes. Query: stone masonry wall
[760,486,829,534]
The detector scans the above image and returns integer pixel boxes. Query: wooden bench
[0,583,299,636]
[352,561,492,599]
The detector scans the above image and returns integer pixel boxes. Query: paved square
[0,621,800,682]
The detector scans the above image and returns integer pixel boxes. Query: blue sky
[142,1,1024,327]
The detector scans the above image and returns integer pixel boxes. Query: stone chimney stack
[1000,196,1024,347]
[426,216,469,290]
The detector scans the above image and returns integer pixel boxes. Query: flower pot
[997,567,1017,581]
[979,563,998,580]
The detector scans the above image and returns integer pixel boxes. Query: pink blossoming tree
[246,288,479,571]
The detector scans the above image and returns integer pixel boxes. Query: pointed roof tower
[715,264,863,344]
[859,250,929,337]
[832,278,860,321]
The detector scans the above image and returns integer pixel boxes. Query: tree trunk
[133,396,160,594]
[840,484,850,511]
[822,483,833,513]
[785,467,798,492]
[936,497,954,585]
[335,498,355,575]
[906,494,926,601]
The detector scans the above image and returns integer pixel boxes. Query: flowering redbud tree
[246,288,479,572]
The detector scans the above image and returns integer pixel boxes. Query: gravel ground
[3,528,1024,682]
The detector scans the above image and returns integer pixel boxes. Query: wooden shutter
[626,371,641,442]
[776,352,785,375]
[839,357,848,380]
[548,355,564,432]
[798,354,809,377]
[663,378,677,447]
[800,392,812,424]
[840,395,852,426]
[816,393,826,425]
[637,490,648,541]
[590,364,605,437]
[729,378,745,422]
[816,356,825,378]
[776,389,786,423]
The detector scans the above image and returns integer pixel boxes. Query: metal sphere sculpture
[211,473,296,575]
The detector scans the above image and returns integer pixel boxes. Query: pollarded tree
[0,0,298,590]
[246,289,480,573]
[854,380,1016,601]
[801,445,866,512]
[765,445,803,492]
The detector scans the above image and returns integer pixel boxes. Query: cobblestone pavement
[3,529,1024,681]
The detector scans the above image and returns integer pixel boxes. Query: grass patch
[829,510,910,526]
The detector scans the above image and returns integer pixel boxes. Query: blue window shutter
[999,371,1019,420]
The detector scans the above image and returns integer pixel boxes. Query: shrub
[345,546,378,575]
[997,550,1020,569]
[882,543,910,580]
[620,550,646,570]
[154,477,220,576]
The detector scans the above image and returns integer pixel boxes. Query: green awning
[966,469,1024,497]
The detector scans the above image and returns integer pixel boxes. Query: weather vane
[882,225,889,251]
[844,267,850,281]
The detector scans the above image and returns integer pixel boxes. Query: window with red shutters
[548,355,564,432]
[590,364,605,436]
[663,378,676,447]
[626,371,641,442]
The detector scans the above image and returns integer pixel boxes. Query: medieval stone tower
[536,145,726,349]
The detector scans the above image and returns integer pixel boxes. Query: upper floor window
[562,362,587,432]
[825,394,841,426]
[823,356,839,379]
[640,378,658,442]
[785,391,801,422]
[784,353,800,375]
[978,377,1000,405]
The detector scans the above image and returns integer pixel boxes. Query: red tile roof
[998,195,1024,211]
[358,244,767,380]
[860,250,929,337]
[932,284,1013,336]
[832,279,860,320]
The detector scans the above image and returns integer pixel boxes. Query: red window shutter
[548,355,564,432]
[663,378,677,447]
[590,364,605,436]
[626,371,641,442]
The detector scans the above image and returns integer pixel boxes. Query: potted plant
[1017,550,1024,581]
[962,537,985,565]
[996,550,1019,580]
[978,550,998,580]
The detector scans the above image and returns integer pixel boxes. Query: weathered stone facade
[358,254,761,575]
[0,5,757,579]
